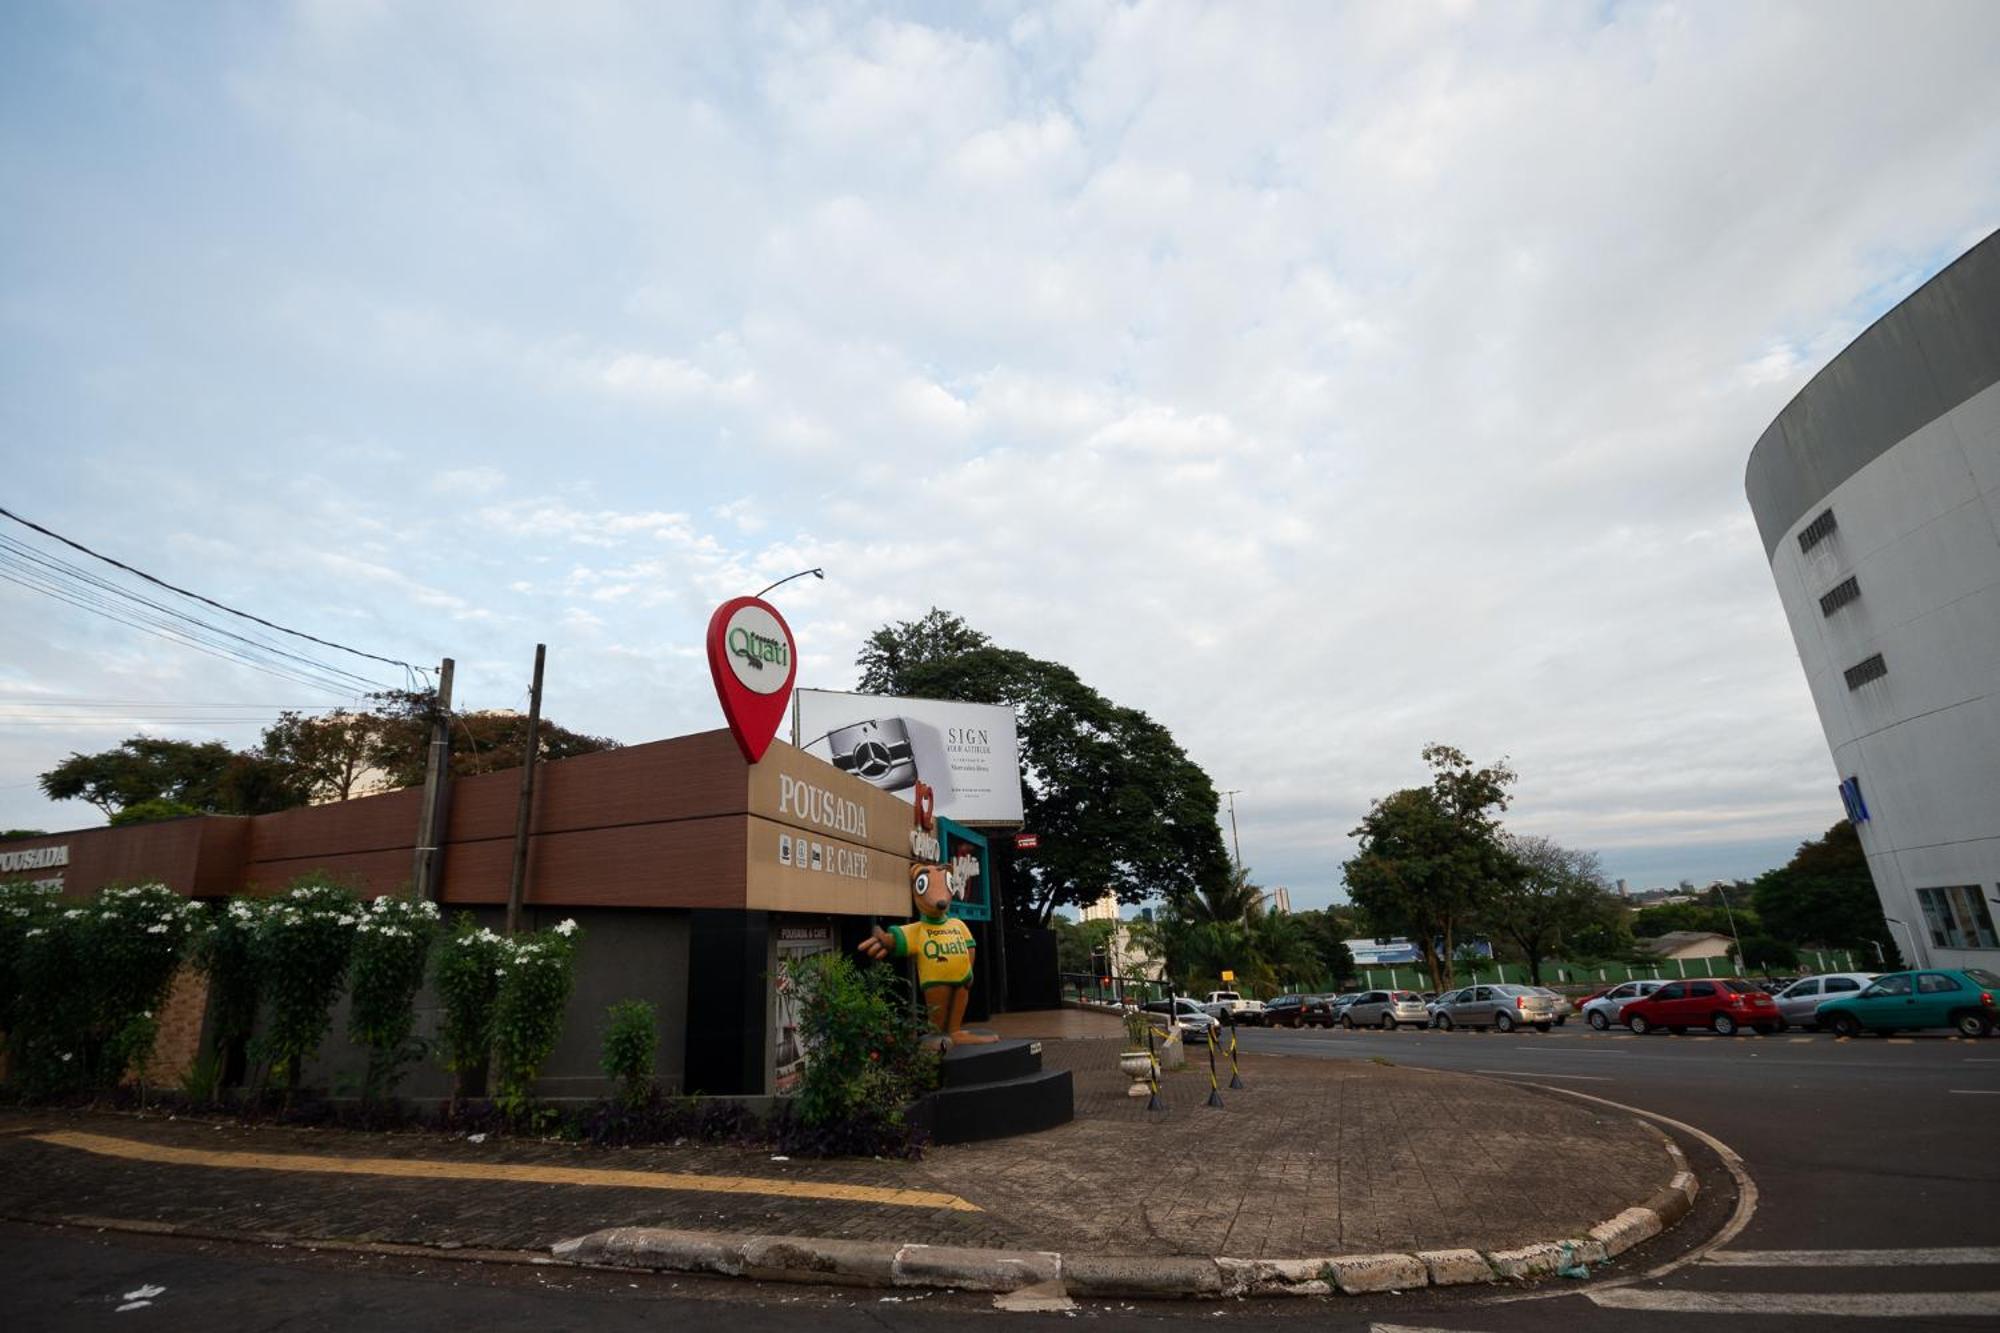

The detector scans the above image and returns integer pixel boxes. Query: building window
[1843,653,1887,689]
[1798,508,1839,553]
[1915,885,2000,950]
[1819,576,1861,617]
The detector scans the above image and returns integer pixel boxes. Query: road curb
[547,1147,1706,1299]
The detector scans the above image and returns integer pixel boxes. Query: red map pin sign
[707,596,798,763]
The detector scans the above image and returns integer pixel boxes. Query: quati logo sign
[707,596,798,763]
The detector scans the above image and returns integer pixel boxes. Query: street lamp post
[1220,789,1243,868]
[755,567,824,598]
[1883,917,1919,969]
[1713,882,1746,973]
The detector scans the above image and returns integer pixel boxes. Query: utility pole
[1220,790,1243,868]
[410,658,455,901]
[505,643,546,935]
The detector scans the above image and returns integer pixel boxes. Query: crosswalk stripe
[1788,1036,1812,1043]
[1589,1289,2000,1316]
[1706,1246,2000,1267]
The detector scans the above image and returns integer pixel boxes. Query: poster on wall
[793,688,1025,825]
[774,922,834,1094]
[939,818,991,922]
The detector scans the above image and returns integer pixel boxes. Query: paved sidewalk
[0,1009,1675,1263]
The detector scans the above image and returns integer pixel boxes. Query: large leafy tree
[1291,907,1358,986]
[39,737,305,817]
[1478,835,1624,984]
[1750,821,1896,963]
[853,609,1231,926]
[41,695,621,821]
[1341,743,1515,990]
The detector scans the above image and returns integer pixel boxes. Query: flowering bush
[0,879,63,1039]
[779,952,936,1157]
[193,896,263,1079]
[250,875,359,1096]
[599,999,656,1108]
[6,882,203,1095]
[346,894,439,1102]
[436,915,508,1102]
[491,918,581,1120]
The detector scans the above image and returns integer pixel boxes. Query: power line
[0,506,424,676]
[0,560,376,698]
[0,535,387,693]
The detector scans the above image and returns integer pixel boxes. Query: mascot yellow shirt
[889,913,975,988]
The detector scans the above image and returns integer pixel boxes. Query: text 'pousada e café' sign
[707,595,798,763]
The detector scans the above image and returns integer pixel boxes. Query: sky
[3,1,1998,908]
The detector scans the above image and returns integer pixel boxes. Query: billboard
[793,688,1025,826]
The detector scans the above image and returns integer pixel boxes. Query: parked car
[1431,984,1555,1032]
[1618,979,1781,1035]
[1140,996,1220,1040]
[1325,992,1365,1024]
[1817,968,2000,1038]
[1342,989,1430,1029]
[1261,994,1309,1028]
[1203,991,1268,1026]
[1772,972,1877,1029]
[1581,980,1665,1030]
[1427,989,1465,1022]
[1530,987,1574,1025]
[1302,994,1343,1028]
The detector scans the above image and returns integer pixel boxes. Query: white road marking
[1949,1088,2000,1095]
[1589,1288,2000,1316]
[1706,1246,2000,1267]
[1963,1058,2000,1063]
[1472,1069,1609,1081]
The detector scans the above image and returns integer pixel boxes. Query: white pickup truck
[1202,991,1267,1026]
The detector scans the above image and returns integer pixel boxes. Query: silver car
[1772,972,1877,1029]
[1582,980,1665,1030]
[1341,989,1430,1029]
[1531,987,1575,1025]
[1432,983,1556,1032]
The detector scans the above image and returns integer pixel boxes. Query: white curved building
[1746,229,2000,971]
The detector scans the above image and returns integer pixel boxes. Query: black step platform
[908,1038,1074,1145]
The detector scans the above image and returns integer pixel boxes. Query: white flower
[554,919,578,937]
[335,915,357,926]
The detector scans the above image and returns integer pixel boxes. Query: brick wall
[131,965,210,1089]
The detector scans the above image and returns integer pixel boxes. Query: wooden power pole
[411,657,455,901]
[505,644,546,934]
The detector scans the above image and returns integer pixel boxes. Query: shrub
[7,882,203,1095]
[780,952,936,1157]
[599,999,656,1108]
[0,879,62,1040]
[491,919,581,1121]
[251,876,358,1096]
[194,896,263,1083]
[346,894,440,1102]
[436,915,508,1103]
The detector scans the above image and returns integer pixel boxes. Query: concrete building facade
[1746,228,2000,971]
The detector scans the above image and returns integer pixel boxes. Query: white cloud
[5,1,1999,900]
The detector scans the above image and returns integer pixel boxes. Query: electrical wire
[0,506,424,675]
[0,533,387,692]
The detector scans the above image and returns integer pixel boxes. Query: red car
[1617,978,1781,1036]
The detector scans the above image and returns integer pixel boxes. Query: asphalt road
[6,1023,1997,1331]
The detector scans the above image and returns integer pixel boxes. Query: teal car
[1818,968,2000,1038]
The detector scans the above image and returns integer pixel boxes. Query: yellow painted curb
[29,1130,980,1213]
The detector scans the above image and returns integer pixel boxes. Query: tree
[1052,917,1116,975]
[1,830,47,841]
[1341,744,1515,990]
[1750,821,1896,963]
[1291,908,1357,986]
[853,610,1231,926]
[39,737,303,817]
[1479,835,1623,984]
[258,709,393,803]
[1183,863,1264,926]
[108,798,203,826]
[359,689,621,789]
